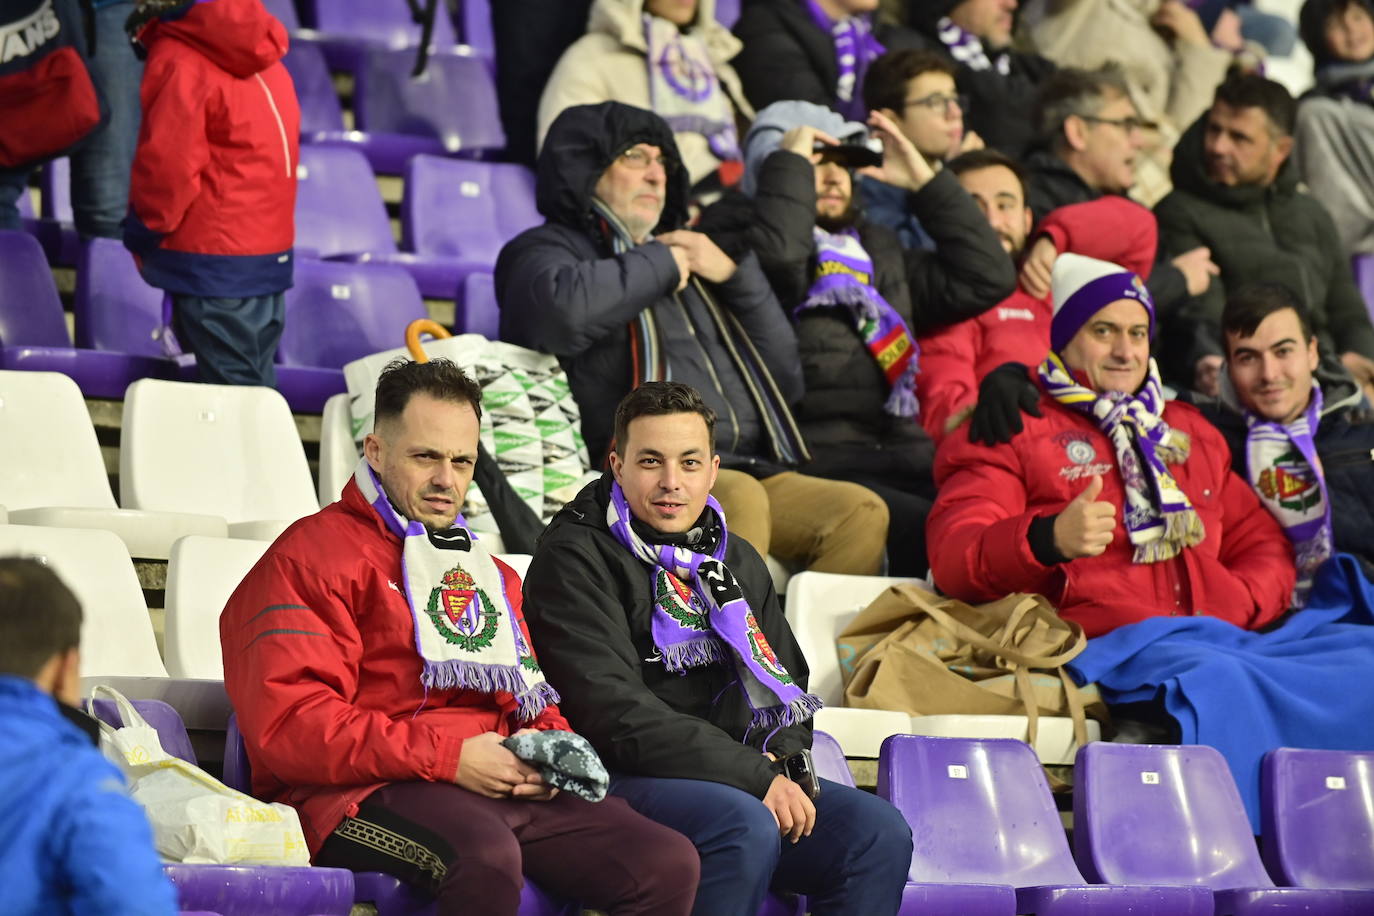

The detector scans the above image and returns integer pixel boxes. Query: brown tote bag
[837,584,1107,749]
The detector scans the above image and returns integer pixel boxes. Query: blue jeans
[609,775,913,916]
[173,293,285,386]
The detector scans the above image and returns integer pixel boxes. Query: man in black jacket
[699,100,1015,575]
[522,382,913,916]
[1181,284,1374,599]
[497,101,889,574]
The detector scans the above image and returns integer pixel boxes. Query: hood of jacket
[141,0,288,78]
[587,0,742,62]
[1169,111,1300,209]
[740,99,871,196]
[905,0,964,37]
[536,101,692,234]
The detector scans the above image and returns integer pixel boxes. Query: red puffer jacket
[220,480,570,854]
[124,0,299,297]
[928,388,1295,638]
[917,196,1158,443]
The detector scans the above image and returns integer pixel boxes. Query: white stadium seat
[164,536,271,679]
[318,391,357,507]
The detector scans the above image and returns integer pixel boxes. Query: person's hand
[1052,475,1117,559]
[455,732,550,800]
[1152,0,1210,48]
[1195,354,1224,397]
[1341,351,1374,402]
[656,229,737,284]
[762,774,816,844]
[780,125,840,159]
[958,130,985,155]
[858,110,936,193]
[1171,246,1220,297]
[1020,236,1057,299]
[969,362,1042,446]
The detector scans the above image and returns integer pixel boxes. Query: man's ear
[363,432,383,472]
[1274,134,1295,167]
[608,445,623,481]
[54,647,81,707]
[1062,116,1088,153]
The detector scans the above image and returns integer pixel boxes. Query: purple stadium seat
[717,0,741,28]
[1262,748,1374,890]
[351,47,506,174]
[0,230,171,397]
[456,272,498,338]
[402,155,540,294]
[258,0,300,30]
[278,259,427,368]
[880,735,1212,916]
[16,182,35,218]
[88,699,355,916]
[1355,255,1374,324]
[458,0,494,61]
[303,0,459,73]
[811,729,854,788]
[1075,742,1374,915]
[37,157,80,265]
[283,42,347,138]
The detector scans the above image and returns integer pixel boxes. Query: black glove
[968,362,1041,446]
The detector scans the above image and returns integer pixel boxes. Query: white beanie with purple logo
[1050,252,1154,354]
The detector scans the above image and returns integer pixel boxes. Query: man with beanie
[928,252,1295,638]
[698,100,1013,574]
[522,381,913,916]
[123,0,299,386]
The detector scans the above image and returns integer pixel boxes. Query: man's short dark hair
[1222,283,1314,346]
[1033,64,1133,149]
[862,49,959,114]
[947,148,1029,203]
[0,557,83,679]
[374,358,484,429]
[613,382,717,455]
[1213,73,1297,137]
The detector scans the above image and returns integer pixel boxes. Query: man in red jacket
[928,253,1295,638]
[220,359,697,915]
[123,0,299,386]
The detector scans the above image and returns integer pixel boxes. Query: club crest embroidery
[656,569,710,631]
[426,565,501,652]
[1257,446,1322,512]
[745,612,793,685]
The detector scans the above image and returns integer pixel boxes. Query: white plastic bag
[88,686,310,866]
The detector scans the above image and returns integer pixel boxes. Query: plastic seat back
[259,0,300,31]
[283,42,346,135]
[307,0,457,48]
[318,392,359,506]
[457,271,499,337]
[0,524,166,677]
[402,156,538,265]
[459,0,494,57]
[89,697,198,765]
[0,369,117,510]
[278,260,426,369]
[716,0,741,27]
[879,734,1085,887]
[812,730,854,788]
[74,236,165,356]
[1262,747,1374,889]
[0,230,71,346]
[294,146,397,258]
[120,379,318,526]
[1355,255,1374,323]
[1074,741,1274,888]
[353,47,505,153]
[165,537,272,679]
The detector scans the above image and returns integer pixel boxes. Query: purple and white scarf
[936,15,1009,76]
[1245,386,1333,606]
[605,481,821,730]
[644,14,740,161]
[803,0,885,121]
[1039,352,1204,563]
[356,457,558,720]
[797,227,919,417]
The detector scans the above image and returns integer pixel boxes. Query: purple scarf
[643,13,740,160]
[936,14,1009,75]
[605,481,821,730]
[803,0,885,120]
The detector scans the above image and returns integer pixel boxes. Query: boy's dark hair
[1298,0,1374,66]
[0,558,83,679]
[1213,73,1297,137]
[1222,283,1314,346]
[863,49,959,114]
[1033,64,1132,149]
[374,358,483,428]
[947,147,1030,202]
[613,382,717,455]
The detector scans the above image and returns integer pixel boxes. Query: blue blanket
[1067,555,1374,829]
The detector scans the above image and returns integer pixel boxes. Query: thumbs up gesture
[1052,476,1116,559]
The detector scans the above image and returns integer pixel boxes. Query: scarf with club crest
[796,226,919,417]
[936,14,1010,75]
[1244,385,1333,607]
[643,14,740,161]
[1038,352,1204,563]
[803,0,885,121]
[356,458,559,720]
[605,480,822,730]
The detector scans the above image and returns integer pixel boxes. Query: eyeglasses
[902,93,967,116]
[1079,114,1153,134]
[618,148,676,171]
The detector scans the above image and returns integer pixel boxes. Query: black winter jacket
[1154,114,1374,373]
[495,102,804,471]
[521,476,813,799]
[698,150,1013,476]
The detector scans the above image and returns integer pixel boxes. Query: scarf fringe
[1130,509,1204,564]
[884,362,920,418]
[514,680,563,722]
[422,659,560,719]
[748,692,825,731]
[662,637,729,673]
[802,282,880,318]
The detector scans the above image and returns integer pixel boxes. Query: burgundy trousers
[315,781,698,916]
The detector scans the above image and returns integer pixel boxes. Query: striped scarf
[803,0,885,121]
[1038,352,1204,563]
[936,14,1010,75]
